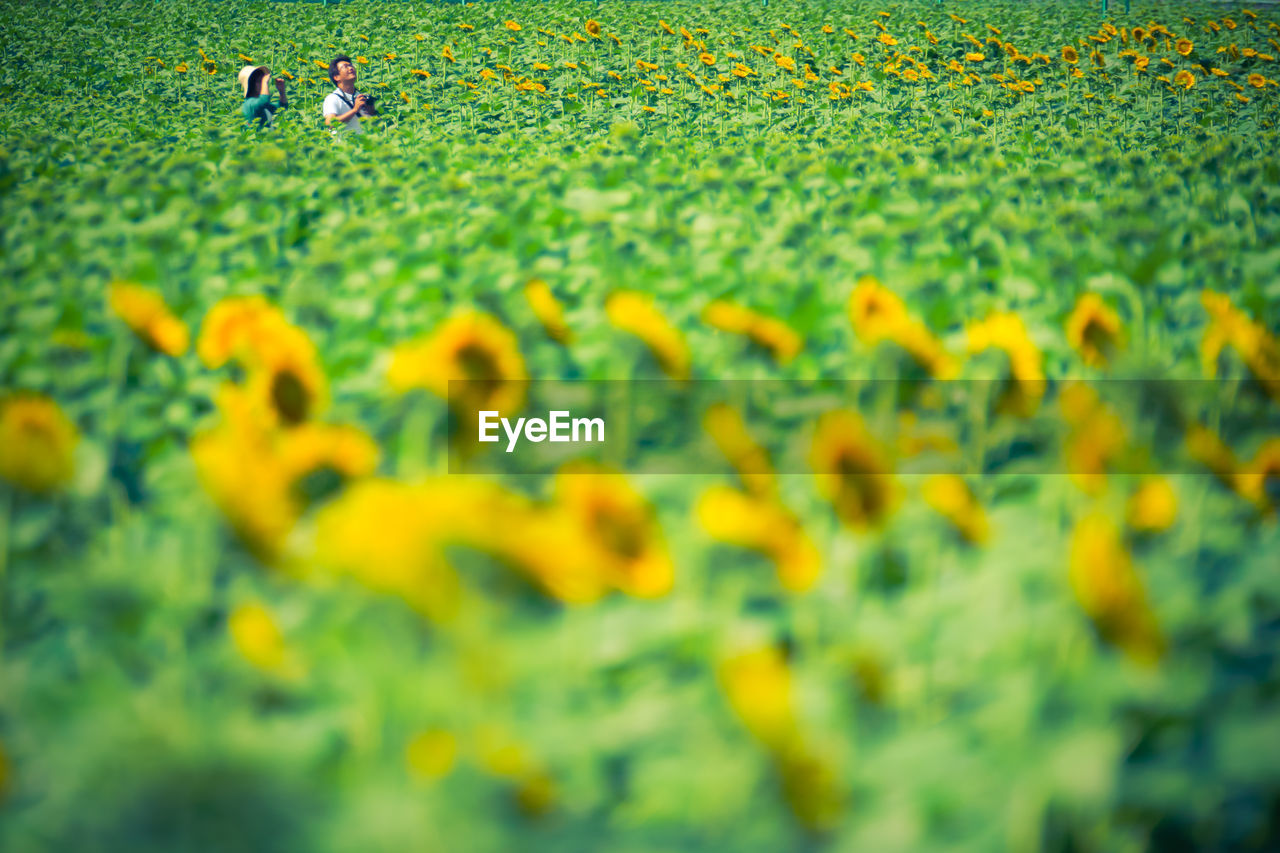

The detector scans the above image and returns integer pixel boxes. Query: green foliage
[2,1,1280,851]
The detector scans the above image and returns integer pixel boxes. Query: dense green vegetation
[1,1,1278,850]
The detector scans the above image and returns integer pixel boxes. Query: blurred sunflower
[228,601,304,681]
[847,278,955,378]
[847,276,908,341]
[554,462,674,598]
[1126,477,1178,532]
[921,474,989,544]
[703,402,776,498]
[484,503,611,603]
[406,729,457,781]
[966,312,1045,417]
[108,281,189,356]
[0,394,78,494]
[1186,423,1241,493]
[1068,513,1164,666]
[702,300,803,364]
[197,295,280,368]
[191,425,295,562]
[1059,382,1127,496]
[246,322,328,426]
[809,410,898,531]
[387,311,528,418]
[1062,46,1079,64]
[311,478,467,620]
[524,279,572,344]
[605,291,690,381]
[1065,293,1124,367]
[1237,440,1280,512]
[1176,38,1194,57]
[1200,290,1280,399]
[718,646,798,749]
[697,485,821,591]
[276,422,379,498]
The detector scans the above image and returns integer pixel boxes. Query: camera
[360,94,377,115]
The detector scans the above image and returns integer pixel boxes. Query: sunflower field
[2,0,1280,849]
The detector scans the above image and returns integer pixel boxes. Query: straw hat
[238,65,270,96]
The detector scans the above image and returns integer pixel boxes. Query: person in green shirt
[238,65,288,128]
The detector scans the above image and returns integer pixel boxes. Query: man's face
[335,60,356,85]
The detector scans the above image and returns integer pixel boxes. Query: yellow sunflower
[197,295,280,368]
[605,291,690,381]
[0,394,78,493]
[701,300,803,364]
[1186,424,1240,493]
[1126,477,1178,532]
[809,410,898,531]
[228,601,304,681]
[524,279,572,344]
[191,420,296,562]
[847,275,908,342]
[1065,293,1124,367]
[921,474,989,544]
[406,729,457,781]
[698,486,821,591]
[311,478,467,620]
[1068,513,1164,666]
[966,312,1045,417]
[554,462,674,598]
[246,321,328,426]
[1200,290,1280,400]
[108,281,189,356]
[1237,439,1280,513]
[718,646,798,749]
[703,402,776,498]
[387,311,527,418]
[1059,382,1127,496]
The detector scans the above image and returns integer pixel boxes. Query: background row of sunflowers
[139,6,1280,122]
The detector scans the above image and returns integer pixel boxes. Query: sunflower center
[271,368,310,425]
[1083,318,1114,354]
[591,504,647,560]
[455,343,503,407]
[834,451,888,520]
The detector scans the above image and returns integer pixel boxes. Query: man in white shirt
[323,55,375,135]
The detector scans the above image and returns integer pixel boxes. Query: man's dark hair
[328,55,352,86]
